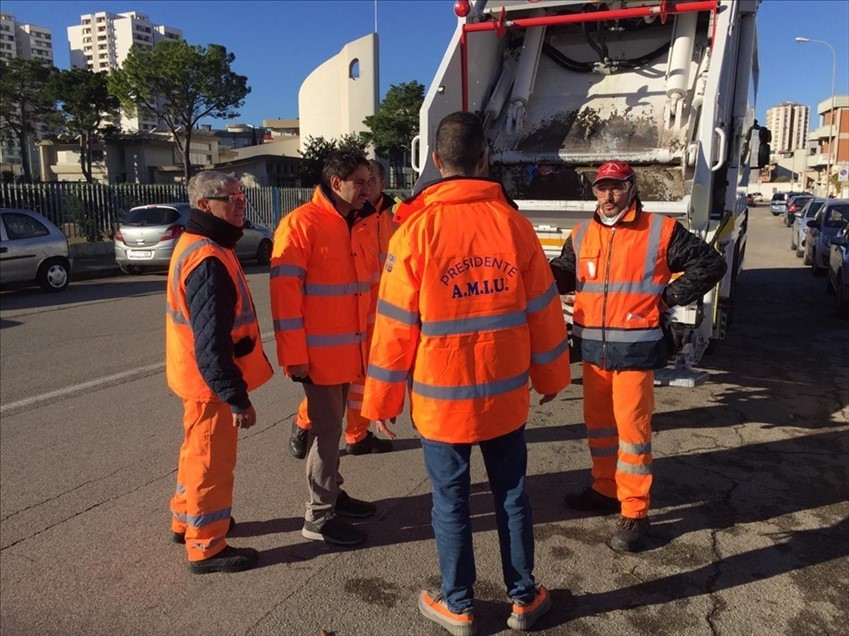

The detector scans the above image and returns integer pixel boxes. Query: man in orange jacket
[166,170,273,574]
[549,161,726,552]
[287,159,396,459]
[362,112,570,635]
[270,150,378,547]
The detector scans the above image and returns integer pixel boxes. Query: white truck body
[412,0,761,384]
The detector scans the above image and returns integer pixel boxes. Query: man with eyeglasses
[549,161,726,552]
[166,170,273,573]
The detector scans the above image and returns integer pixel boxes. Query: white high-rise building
[0,12,54,177]
[0,12,54,63]
[766,102,810,155]
[68,11,182,131]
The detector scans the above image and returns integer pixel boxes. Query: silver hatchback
[114,202,274,274]
[0,208,72,292]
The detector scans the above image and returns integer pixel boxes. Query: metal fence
[0,183,411,241]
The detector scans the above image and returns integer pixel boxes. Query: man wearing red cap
[549,161,726,551]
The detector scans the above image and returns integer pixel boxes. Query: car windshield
[122,206,182,226]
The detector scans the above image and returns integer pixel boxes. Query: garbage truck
[410,0,766,385]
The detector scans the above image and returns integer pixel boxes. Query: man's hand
[375,417,397,440]
[539,393,558,405]
[286,364,310,379]
[233,405,257,429]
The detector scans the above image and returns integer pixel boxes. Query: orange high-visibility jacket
[570,201,676,370]
[270,186,378,385]
[166,233,273,401]
[374,192,398,268]
[361,178,571,443]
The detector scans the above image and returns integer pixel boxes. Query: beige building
[765,102,810,155]
[298,33,378,155]
[67,11,182,132]
[38,131,221,185]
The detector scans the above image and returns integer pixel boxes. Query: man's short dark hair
[322,150,370,185]
[435,111,486,174]
[369,159,386,180]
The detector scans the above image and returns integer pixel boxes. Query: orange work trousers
[170,400,238,561]
[295,377,371,445]
[582,361,654,518]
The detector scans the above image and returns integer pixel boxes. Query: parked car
[826,220,849,317]
[791,197,826,257]
[746,193,756,207]
[804,199,849,275]
[114,203,274,274]
[0,207,72,292]
[751,192,764,203]
[784,193,813,227]
[769,191,807,217]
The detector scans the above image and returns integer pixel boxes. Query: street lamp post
[796,37,837,196]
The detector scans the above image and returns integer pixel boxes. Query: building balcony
[811,125,836,140]
[806,154,832,168]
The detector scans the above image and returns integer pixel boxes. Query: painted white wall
[298,33,379,155]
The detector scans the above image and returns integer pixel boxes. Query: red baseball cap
[593,161,635,185]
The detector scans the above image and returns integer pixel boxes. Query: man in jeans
[362,112,571,634]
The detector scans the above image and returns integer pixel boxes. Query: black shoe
[564,487,619,514]
[610,515,650,552]
[172,516,236,544]
[336,490,376,519]
[289,421,309,459]
[187,545,258,574]
[302,515,366,546]
[346,430,393,455]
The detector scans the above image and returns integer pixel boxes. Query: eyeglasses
[205,192,246,203]
[592,182,631,195]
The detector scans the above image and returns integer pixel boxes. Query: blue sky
[3,0,848,130]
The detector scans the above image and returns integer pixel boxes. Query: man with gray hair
[166,170,273,573]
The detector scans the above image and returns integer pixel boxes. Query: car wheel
[790,231,797,251]
[803,247,812,266]
[784,214,792,227]
[255,239,272,266]
[37,257,70,292]
[811,251,825,277]
[795,234,805,257]
[837,275,849,318]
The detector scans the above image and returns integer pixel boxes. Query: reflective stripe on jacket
[166,233,272,401]
[361,177,571,443]
[269,186,377,385]
[570,202,676,370]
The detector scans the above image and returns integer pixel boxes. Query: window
[2,213,50,240]
[349,58,360,79]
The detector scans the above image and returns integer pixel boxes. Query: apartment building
[0,12,54,63]
[0,12,54,177]
[765,102,810,155]
[67,11,182,132]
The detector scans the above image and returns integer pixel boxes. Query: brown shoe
[610,515,650,552]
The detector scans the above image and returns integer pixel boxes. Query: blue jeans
[421,425,536,613]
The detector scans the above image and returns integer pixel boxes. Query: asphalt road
[1,208,847,636]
